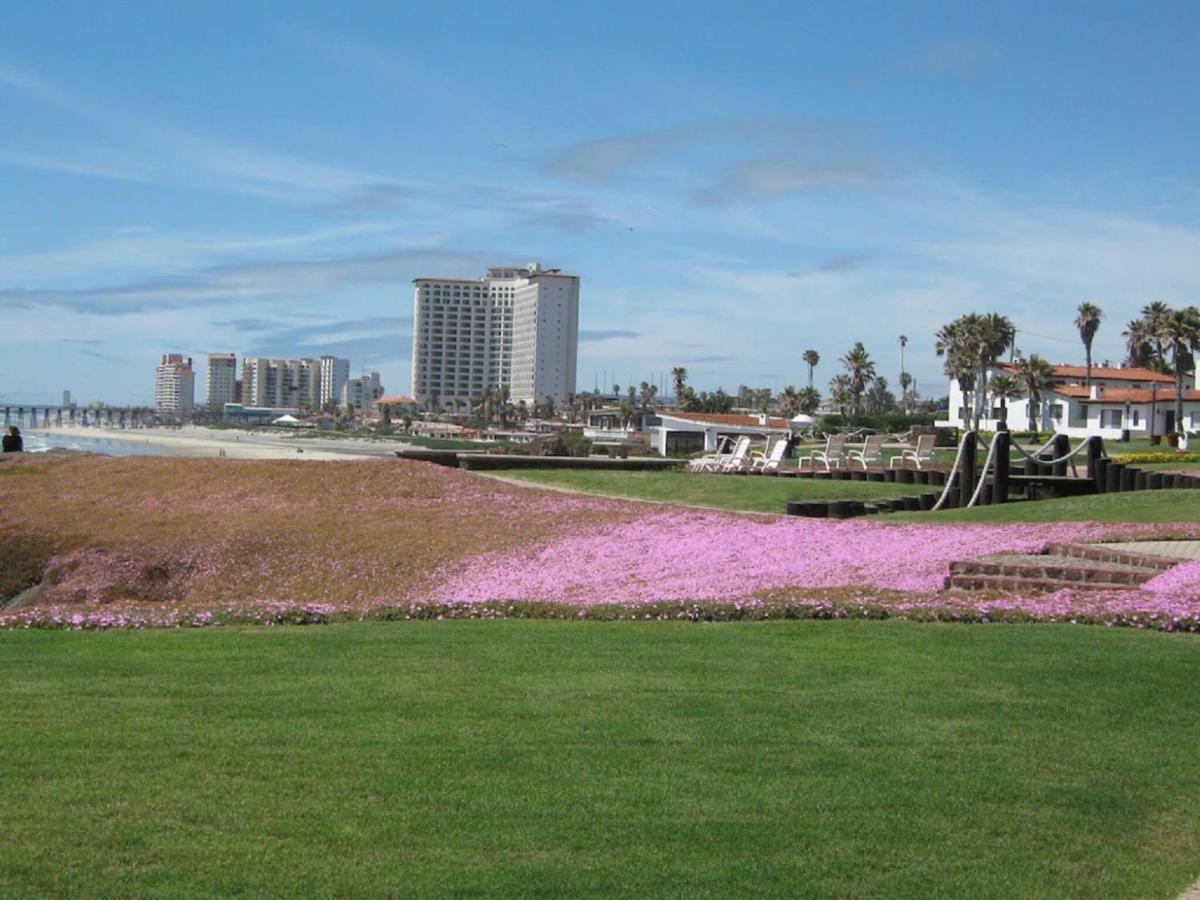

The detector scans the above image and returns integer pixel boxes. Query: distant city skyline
[3,2,1200,405]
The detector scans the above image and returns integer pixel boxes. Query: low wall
[393,450,683,471]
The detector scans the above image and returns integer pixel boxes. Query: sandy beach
[26,425,414,461]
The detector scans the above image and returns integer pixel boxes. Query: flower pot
[1167,433,1179,448]
[1149,434,1162,446]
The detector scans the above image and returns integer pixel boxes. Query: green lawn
[491,468,920,512]
[1,622,1198,897]
[889,487,1200,524]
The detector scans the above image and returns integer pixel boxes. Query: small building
[223,403,300,426]
[647,412,791,455]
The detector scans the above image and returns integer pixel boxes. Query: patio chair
[718,437,756,472]
[797,433,847,471]
[888,433,936,469]
[690,436,749,472]
[750,437,790,473]
[847,434,885,469]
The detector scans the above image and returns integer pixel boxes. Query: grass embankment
[492,468,920,513]
[0,454,634,606]
[2,621,1198,897]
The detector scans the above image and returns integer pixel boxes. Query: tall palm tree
[1162,306,1200,435]
[797,387,821,415]
[987,373,1020,424]
[898,334,908,387]
[802,349,820,389]
[1142,301,1172,372]
[1074,302,1103,389]
[1122,319,1154,369]
[840,342,876,415]
[935,313,1015,430]
[898,371,914,413]
[1012,354,1055,435]
[671,367,688,408]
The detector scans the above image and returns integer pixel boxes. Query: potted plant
[1166,432,1179,448]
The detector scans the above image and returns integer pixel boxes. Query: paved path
[1099,541,1200,560]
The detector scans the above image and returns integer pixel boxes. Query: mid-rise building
[341,372,384,412]
[155,353,195,420]
[240,356,346,410]
[411,262,579,412]
[206,353,238,412]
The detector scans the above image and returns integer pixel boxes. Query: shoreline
[26,425,410,461]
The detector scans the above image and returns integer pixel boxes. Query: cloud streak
[0,247,481,314]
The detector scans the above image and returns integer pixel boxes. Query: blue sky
[3,1,1200,405]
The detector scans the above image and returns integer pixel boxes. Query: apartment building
[341,372,383,412]
[205,352,238,412]
[155,353,195,420]
[411,262,579,412]
[241,355,349,410]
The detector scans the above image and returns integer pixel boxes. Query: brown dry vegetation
[0,453,632,607]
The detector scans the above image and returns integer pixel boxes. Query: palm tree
[828,374,853,417]
[840,342,876,415]
[1074,302,1103,389]
[1012,354,1055,435]
[777,385,802,417]
[935,313,1015,430]
[988,373,1020,424]
[1123,319,1154,368]
[1142,301,1172,371]
[898,371,913,413]
[797,387,821,415]
[802,349,820,389]
[1162,306,1200,435]
[638,381,658,407]
[898,334,908,388]
[671,367,688,408]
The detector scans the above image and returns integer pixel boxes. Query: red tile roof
[664,412,791,429]
[1000,363,1174,383]
[1051,386,1200,403]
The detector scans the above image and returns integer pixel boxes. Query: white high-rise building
[155,353,195,420]
[319,356,350,408]
[206,353,238,412]
[411,262,579,411]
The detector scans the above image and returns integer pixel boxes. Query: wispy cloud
[579,329,640,342]
[239,316,415,366]
[693,155,879,206]
[0,247,480,314]
[894,41,999,77]
[785,254,871,278]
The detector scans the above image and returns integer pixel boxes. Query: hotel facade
[155,353,195,420]
[411,263,579,412]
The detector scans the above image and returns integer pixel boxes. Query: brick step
[943,573,1138,594]
[1042,542,1179,571]
[948,556,1159,587]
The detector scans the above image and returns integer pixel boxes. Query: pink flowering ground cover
[2,455,1199,632]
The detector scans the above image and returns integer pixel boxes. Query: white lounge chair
[797,434,847,471]
[718,437,755,472]
[847,434,885,469]
[889,433,936,469]
[750,438,790,473]
[690,436,749,472]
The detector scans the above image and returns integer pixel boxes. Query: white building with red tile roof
[942,363,1197,438]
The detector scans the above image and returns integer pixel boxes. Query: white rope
[1009,436,1093,467]
[966,432,1004,507]
[930,431,974,511]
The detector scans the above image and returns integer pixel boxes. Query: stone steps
[943,543,1179,593]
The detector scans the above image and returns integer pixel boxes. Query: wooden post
[1052,434,1070,478]
[993,430,1010,504]
[1087,437,1105,493]
[958,431,977,508]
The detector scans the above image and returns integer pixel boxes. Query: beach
[25,425,411,460]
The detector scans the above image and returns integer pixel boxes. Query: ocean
[20,431,172,457]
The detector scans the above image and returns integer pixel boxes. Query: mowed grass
[492,468,920,513]
[889,488,1200,524]
[2,621,1199,897]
